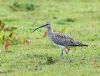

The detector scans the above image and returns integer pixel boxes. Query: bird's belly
[48,35,65,49]
[52,42,65,49]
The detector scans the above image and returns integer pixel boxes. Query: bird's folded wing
[51,33,84,46]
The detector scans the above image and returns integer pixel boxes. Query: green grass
[0,0,100,76]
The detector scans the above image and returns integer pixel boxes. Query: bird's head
[33,23,51,32]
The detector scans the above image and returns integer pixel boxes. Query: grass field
[0,0,100,76]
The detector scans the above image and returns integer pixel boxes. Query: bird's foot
[66,58,73,63]
[59,57,64,61]
[66,54,72,63]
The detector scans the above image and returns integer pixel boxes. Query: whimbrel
[33,23,88,60]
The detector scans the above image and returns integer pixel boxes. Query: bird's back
[48,32,88,47]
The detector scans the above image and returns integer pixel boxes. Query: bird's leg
[64,48,72,62]
[65,48,70,54]
[61,49,64,59]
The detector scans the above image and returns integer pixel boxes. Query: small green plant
[9,1,38,11]
[47,56,54,65]
[57,18,76,25]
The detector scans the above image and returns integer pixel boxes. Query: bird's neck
[47,26,52,33]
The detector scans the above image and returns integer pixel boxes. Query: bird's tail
[78,44,88,47]
[77,41,88,47]
[73,41,88,47]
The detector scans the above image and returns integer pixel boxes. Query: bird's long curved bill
[33,25,45,32]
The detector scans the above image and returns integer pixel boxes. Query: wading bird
[33,23,88,61]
